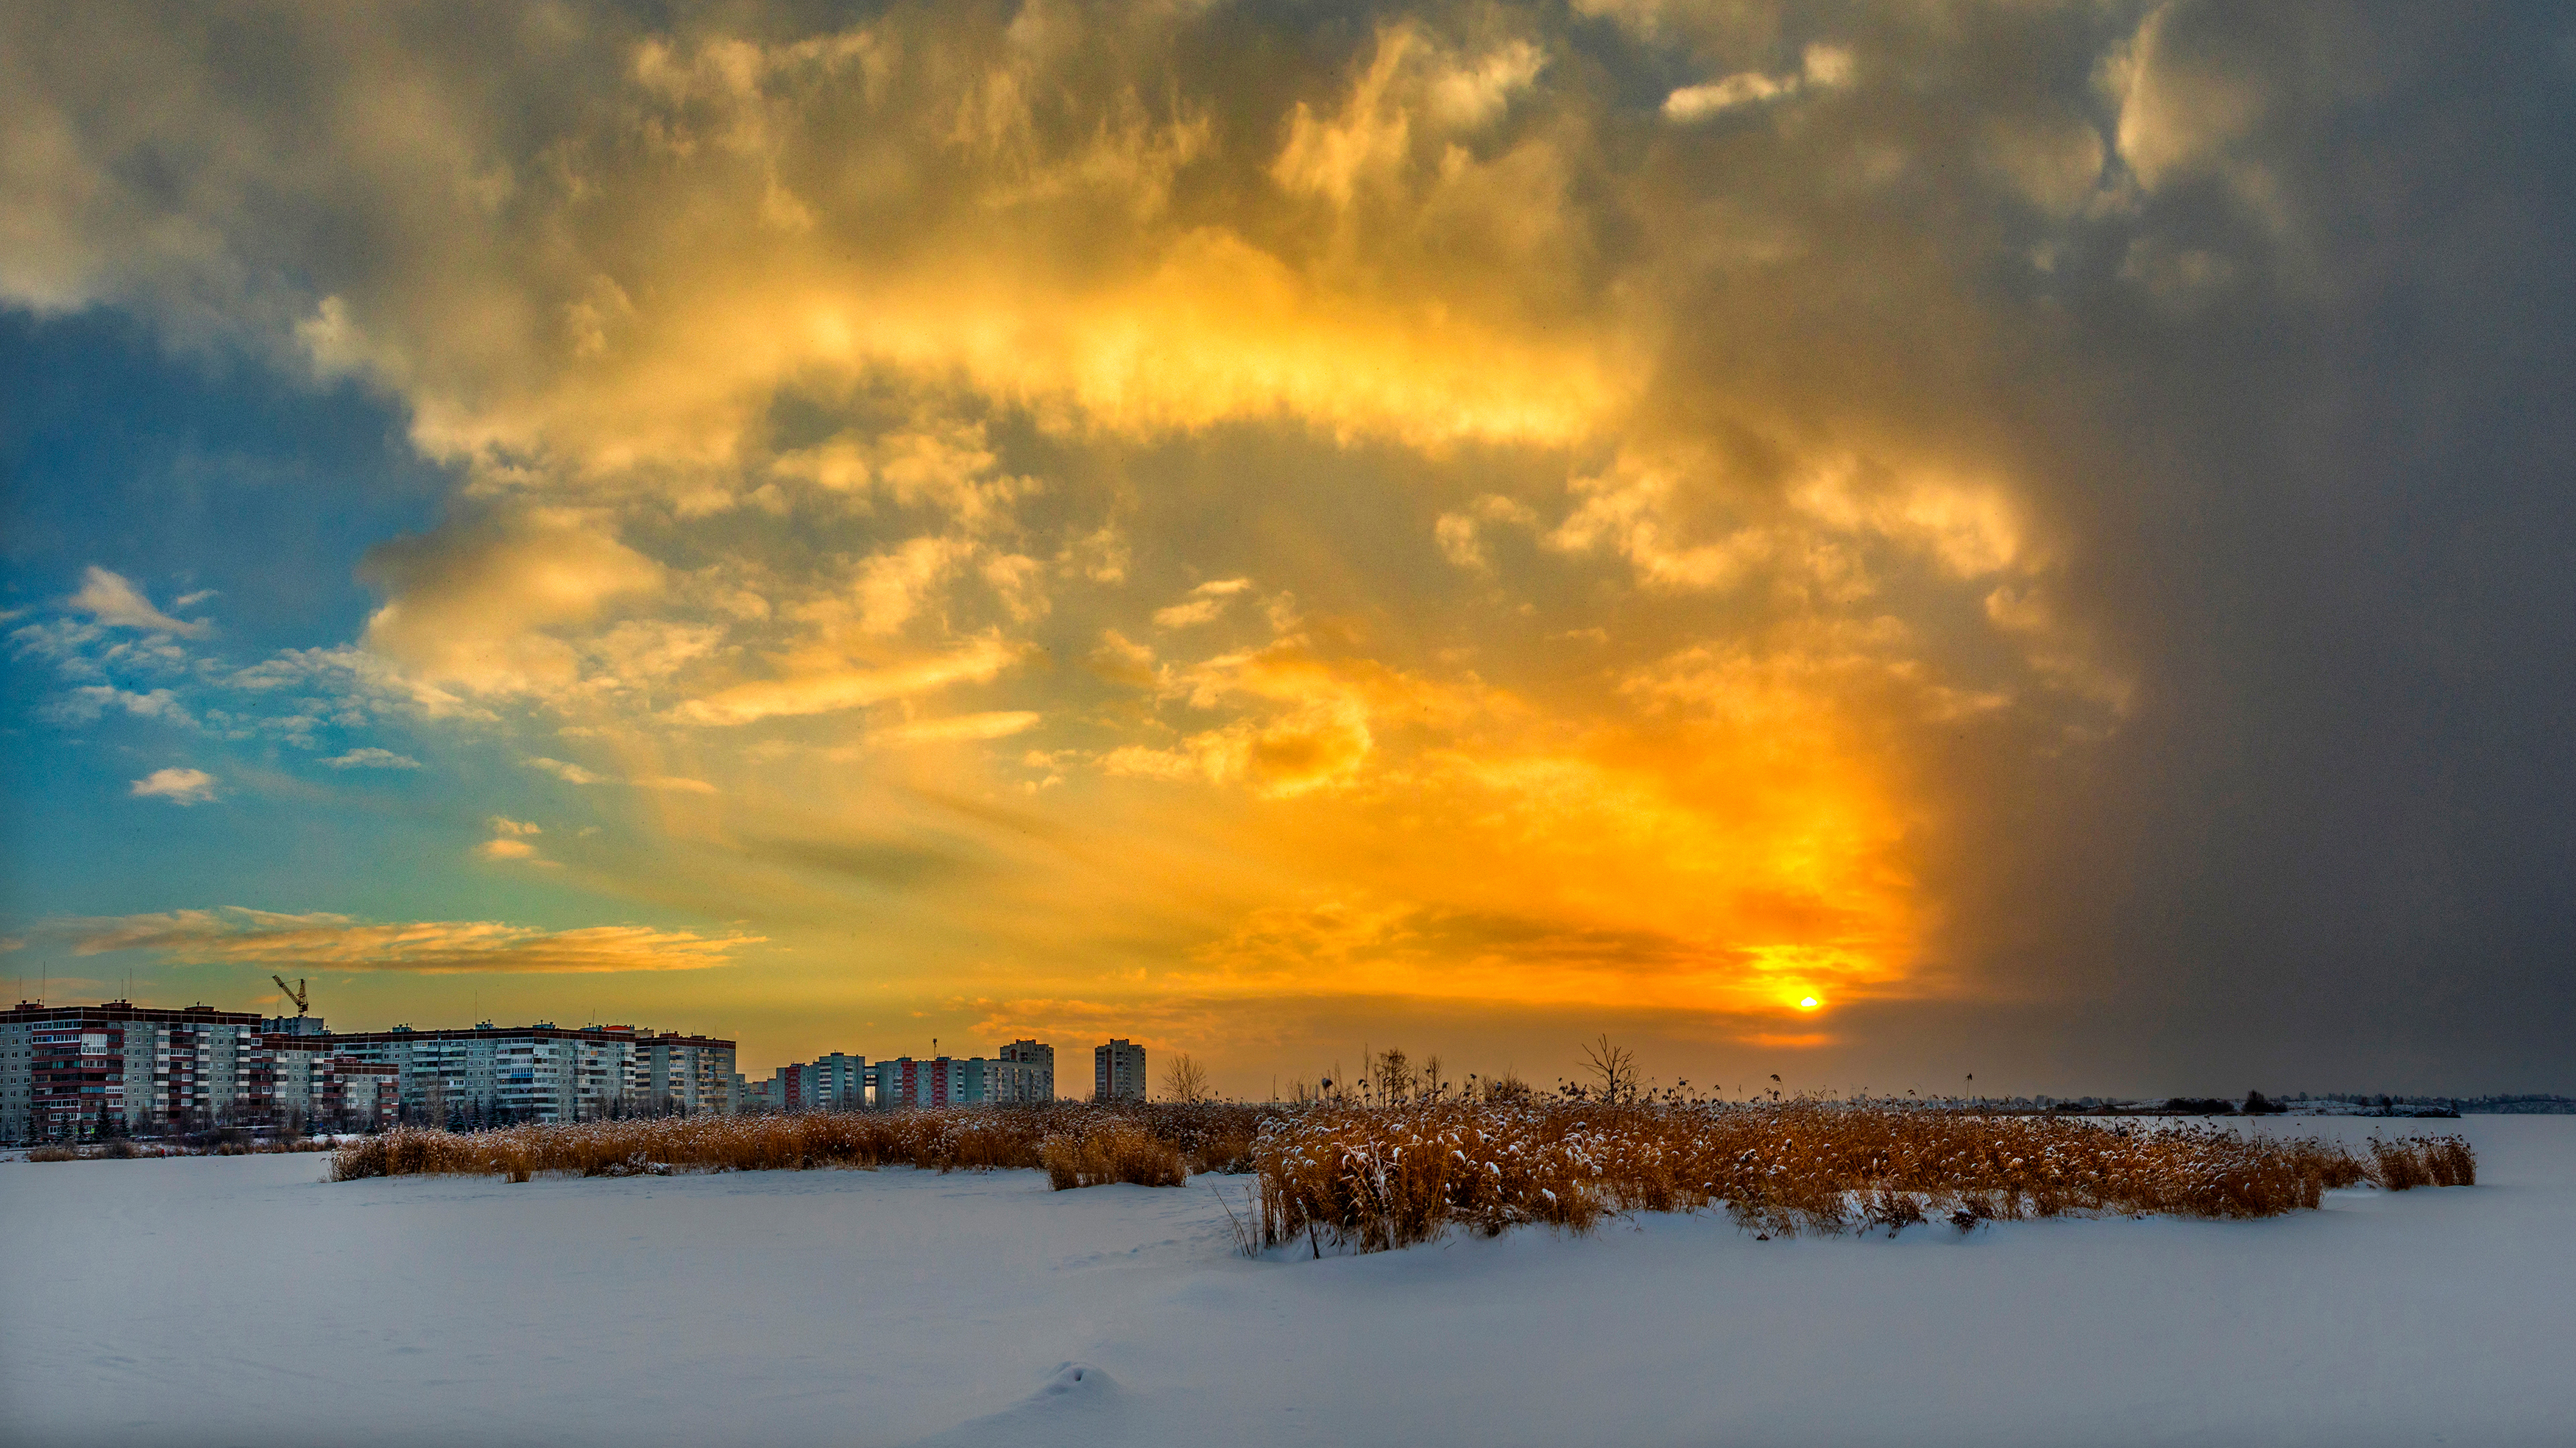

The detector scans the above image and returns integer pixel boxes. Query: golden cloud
[0,0,2213,1065]
[62,907,759,973]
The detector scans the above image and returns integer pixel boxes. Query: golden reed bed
[326,1101,2472,1254]
[1247,1103,2471,1254]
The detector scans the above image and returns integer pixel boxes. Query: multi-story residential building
[871,1055,990,1108]
[759,1043,1055,1111]
[241,1035,400,1129]
[1095,1039,1147,1101]
[632,1029,736,1115]
[308,1022,736,1124]
[1,1001,261,1141]
[994,1040,1055,1103]
[773,1052,867,1111]
[4,1001,743,1138]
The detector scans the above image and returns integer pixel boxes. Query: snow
[6,1116,2572,1447]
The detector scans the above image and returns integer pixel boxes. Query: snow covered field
[5,1116,2571,1448]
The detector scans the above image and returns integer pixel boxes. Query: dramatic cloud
[63,907,755,973]
[2,1,2569,1090]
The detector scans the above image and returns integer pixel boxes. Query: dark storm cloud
[1986,4,2576,1086]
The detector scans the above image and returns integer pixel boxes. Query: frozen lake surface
[6,1116,2572,1447]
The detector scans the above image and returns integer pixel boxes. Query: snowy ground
[5,1117,2571,1448]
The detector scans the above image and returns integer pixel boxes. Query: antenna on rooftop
[272,976,310,1017]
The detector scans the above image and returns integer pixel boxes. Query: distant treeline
[2292,1093,2576,1115]
[1976,1093,2573,1117]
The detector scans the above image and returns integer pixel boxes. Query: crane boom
[271,974,309,1015]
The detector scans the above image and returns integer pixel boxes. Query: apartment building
[325,1022,737,1123]
[772,1051,868,1111]
[241,1035,400,1129]
[0,1001,261,1142]
[751,1040,1058,1111]
[994,1040,1055,1104]
[4,1001,748,1138]
[1095,1039,1147,1101]
[631,1029,737,1115]
[871,1055,990,1108]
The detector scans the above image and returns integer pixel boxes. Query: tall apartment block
[629,1029,737,1115]
[1,1000,395,1141]
[1,1001,259,1141]
[994,1039,1055,1104]
[1095,1039,1147,1101]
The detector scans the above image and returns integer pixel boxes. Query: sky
[2,1,2570,1098]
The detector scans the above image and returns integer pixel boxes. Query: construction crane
[272,975,310,1017]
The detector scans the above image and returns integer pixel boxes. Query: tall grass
[329,1101,1263,1185]
[2370,1134,2477,1190]
[1250,1102,2471,1254]
[1042,1124,1185,1188]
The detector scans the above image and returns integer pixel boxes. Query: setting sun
[1799,996,1821,1010]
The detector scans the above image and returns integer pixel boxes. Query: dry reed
[323,1100,2477,1256]
[329,1101,1264,1186]
[1041,1124,1186,1188]
[2369,1134,2477,1190]
[1250,1102,2463,1255]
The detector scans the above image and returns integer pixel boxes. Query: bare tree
[1161,1051,1211,1104]
[1373,1046,1410,1104]
[1580,1034,1638,1104]
[1420,1054,1448,1100]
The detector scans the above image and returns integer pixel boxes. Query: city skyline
[4,2,2572,1099]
